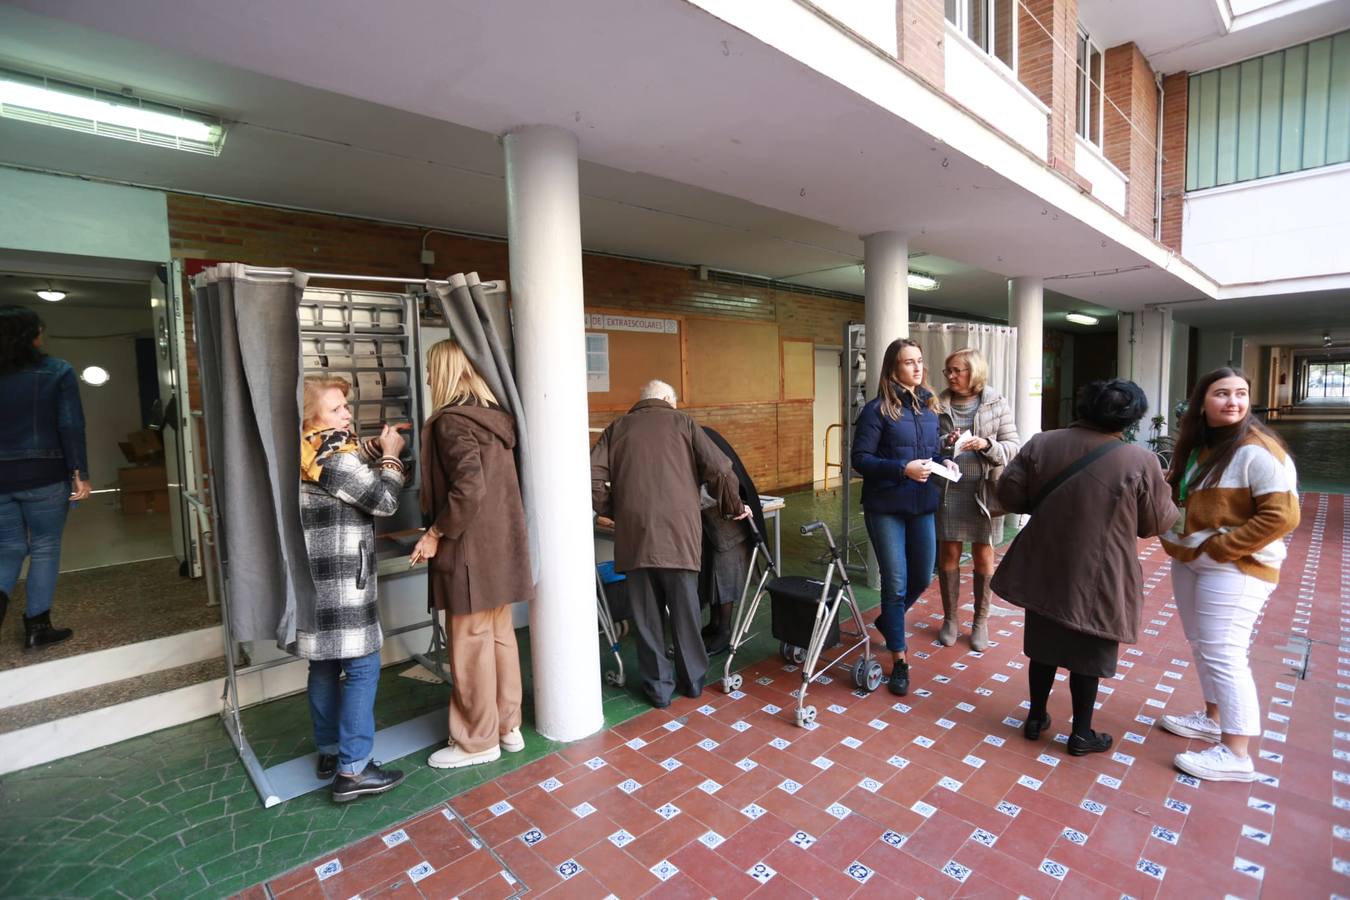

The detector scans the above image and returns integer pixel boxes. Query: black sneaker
[331,761,405,803]
[1023,713,1051,741]
[888,661,909,697]
[316,753,338,780]
[1067,730,1113,757]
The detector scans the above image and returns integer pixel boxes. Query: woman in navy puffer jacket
[852,337,955,696]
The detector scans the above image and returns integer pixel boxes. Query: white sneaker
[500,726,525,753]
[428,742,501,769]
[1174,744,1257,782]
[1160,710,1221,742]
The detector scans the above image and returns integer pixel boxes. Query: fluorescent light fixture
[0,68,225,156]
[36,289,65,302]
[1065,312,1099,326]
[80,365,110,387]
[907,272,940,292]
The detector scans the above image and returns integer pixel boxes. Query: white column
[862,232,908,588]
[503,125,603,742]
[1008,277,1044,443]
[862,232,910,400]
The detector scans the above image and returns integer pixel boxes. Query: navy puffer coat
[851,385,947,517]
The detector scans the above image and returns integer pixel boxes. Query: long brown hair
[1167,367,1286,496]
[877,337,939,420]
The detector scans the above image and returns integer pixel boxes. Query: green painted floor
[0,486,880,900]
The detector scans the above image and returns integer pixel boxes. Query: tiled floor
[248,492,1350,899]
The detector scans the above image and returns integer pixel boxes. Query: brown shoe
[937,569,960,647]
[970,573,992,652]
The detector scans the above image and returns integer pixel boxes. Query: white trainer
[500,726,525,753]
[428,742,501,769]
[1160,710,1221,742]
[1174,744,1257,783]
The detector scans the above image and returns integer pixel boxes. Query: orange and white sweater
[1160,433,1299,583]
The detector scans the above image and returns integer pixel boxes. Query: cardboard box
[122,489,169,515]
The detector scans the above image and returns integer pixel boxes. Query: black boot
[0,591,8,634]
[23,611,73,650]
[888,661,910,696]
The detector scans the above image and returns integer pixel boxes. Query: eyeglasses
[942,367,970,377]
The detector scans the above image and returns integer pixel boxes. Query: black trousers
[626,568,707,706]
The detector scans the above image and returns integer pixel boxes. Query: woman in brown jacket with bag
[991,380,1177,757]
[410,340,534,769]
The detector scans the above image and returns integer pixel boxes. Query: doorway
[812,346,842,490]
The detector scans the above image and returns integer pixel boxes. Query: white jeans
[1171,553,1276,737]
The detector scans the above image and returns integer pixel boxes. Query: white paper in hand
[953,432,981,453]
[926,461,962,483]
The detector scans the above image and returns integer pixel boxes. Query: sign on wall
[585,313,678,334]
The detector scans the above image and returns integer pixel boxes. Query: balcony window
[1076,27,1104,146]
[1186,29,1350,191]
[946,0,1017,72]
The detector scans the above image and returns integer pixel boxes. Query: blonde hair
[302,375,351,429]
[427,339,498,410]
[944,347,989,394]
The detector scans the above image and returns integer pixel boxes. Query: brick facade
[1018,0,1078,172]
[896,0,946,90]
[1160,71,1189,252]
[1102,43,1160,236]
[167,194,854,492]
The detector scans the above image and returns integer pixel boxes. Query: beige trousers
[447,605,523,752]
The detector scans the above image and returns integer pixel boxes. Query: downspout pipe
[1154,72,1165,241]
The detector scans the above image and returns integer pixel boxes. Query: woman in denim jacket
[0,306,88,648]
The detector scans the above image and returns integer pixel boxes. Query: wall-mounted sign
[585,313,678,334]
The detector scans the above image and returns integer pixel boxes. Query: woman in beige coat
[411,340,534,769]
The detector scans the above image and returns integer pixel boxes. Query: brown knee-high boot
[970,573,992,652]
[937,569,961,646]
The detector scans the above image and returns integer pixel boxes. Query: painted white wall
[808,0,897,55]
[1169,321,1191,420]
[1183,163,1350,284]
[812,347,841,486]
[32,304,154,488]
[944,23,1050,161]
[1117,309,1172,441]
[0,168,169,262]
[1074,136,1128,217]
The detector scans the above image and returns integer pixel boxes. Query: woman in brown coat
[411,340,534,769]
[991,380,1177,757]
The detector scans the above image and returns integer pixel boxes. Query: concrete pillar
[862,232,909,588]
[503,125,603,742]
[1117,308,1173,442]
[1008,277,1044,443]
[862,232,910,399]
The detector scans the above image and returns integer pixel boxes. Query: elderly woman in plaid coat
[298,374,406,803]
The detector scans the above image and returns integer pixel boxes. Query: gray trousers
[626,568,707,706]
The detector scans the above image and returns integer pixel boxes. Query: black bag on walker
[768,576,840,651]
[597,560,633,622]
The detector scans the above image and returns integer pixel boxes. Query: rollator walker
[722,519,883,727]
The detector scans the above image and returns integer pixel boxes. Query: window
[1076,27,1104,146]
[1186,30,1350,191]
[1308,362,1348,398]
[945,0,1017,72]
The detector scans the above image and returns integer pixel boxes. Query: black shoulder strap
[1029,439,1126,512]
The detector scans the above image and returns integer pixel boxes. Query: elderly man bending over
[591,380,748,707]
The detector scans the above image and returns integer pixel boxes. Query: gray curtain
[194,264,317,647]
[429,273,540,582]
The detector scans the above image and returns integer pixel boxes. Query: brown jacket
[591,399,741,572]
[420,404,534,616]
[990,423,1179,643]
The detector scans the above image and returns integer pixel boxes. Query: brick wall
[1018,0,1078,172]
[1160,71,1189,252]
[168,194,855,491]
[1102,43,1160,235]
[896,0,946,90]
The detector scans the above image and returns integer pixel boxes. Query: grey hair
[639,379,677,404]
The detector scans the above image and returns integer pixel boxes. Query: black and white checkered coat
[296,450,404,660]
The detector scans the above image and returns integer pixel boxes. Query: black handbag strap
[1029,439,1126,512]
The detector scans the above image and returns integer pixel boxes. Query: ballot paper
[953,431,981,453]
[355,372,383,401]
[926,460,962,482]
[383,371,409,395]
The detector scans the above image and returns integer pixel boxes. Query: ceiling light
[36,289,65,302]
[0,68,225,156]
[80,365,110,387]
[1065,312,1099,326]
[907,272,940,292]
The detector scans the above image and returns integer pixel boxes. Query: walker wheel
[780,642,806,665]
[723,674,743,693]
[616,621,630,639]
[851,659,868,689]
[864,660,884,692]
[795,705,817,728]
[605,671,623,687]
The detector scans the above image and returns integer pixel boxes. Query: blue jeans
[864,511,937,653]
[0,481,71,617]
[307,649,382,776]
